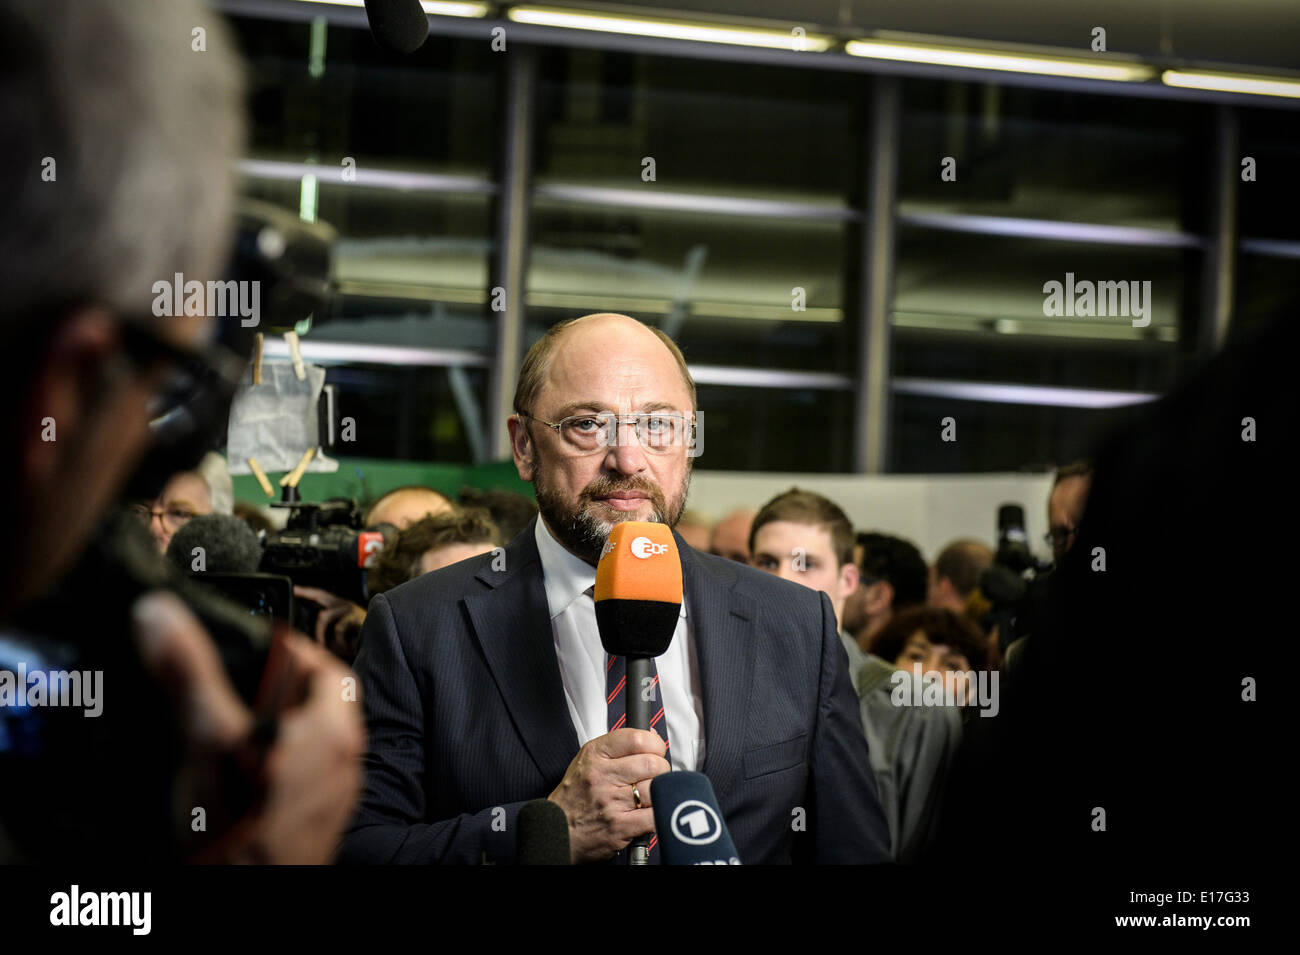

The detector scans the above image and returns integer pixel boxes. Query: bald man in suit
[339,314,889,864]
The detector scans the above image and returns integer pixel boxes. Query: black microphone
[363,0,429,54]
[594,521,682,864]
[165,513,263,573]
[516,799,571,865]
[650,772,742,865]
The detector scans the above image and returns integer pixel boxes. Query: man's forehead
[539,346,689,411]
[756,520,835,553]
[379,490,449,513]
[1053,475,1089,497]
[161,472,206,499]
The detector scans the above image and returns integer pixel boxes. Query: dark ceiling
[563,1,1300,72]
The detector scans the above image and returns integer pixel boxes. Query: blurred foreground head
[0,0,245,617]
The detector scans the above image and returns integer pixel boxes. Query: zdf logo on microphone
[630,536,669,559]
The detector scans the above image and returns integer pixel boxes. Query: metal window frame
[217,0,1287,473]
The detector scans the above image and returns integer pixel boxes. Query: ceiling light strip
[846,39,1153,82]
[1162,69,1300,99]
[507,5,831,51]
[893,377,1158,408]
[898,209,1201,248]
[261,338,492,366]
[289,0,488,17]
[535,183,858,221]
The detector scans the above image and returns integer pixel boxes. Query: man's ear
[22,308,118,489]
[939,577,959,606]
[838,561,859,603]
[506,414,535,482]
[867,579,894,616]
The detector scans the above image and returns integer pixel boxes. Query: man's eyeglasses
[130,503,198,534]
[518,410,697,456]
[113,314,248,414]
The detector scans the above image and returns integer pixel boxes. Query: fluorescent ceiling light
[846,38,1154,82]
[892,378,1158,409]
[291,0,489,17]
[1162,69,1300,99]
[419,1,489,16]
[508,5,833,51]
[262,339,492,368]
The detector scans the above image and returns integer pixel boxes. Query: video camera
[175,493,393,641]
[263,498,384,601]
[978,504,1053,655]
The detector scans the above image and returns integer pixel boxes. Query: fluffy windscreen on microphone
[594,522,682,658]
[362,0,430,54]
[165,513,263,574]
[651,771,742,865]
[515,799,571,865]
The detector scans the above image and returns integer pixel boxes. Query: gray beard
[533,469,690,567]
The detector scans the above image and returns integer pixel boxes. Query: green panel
[233,457,534,509]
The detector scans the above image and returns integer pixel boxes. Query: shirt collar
[534,517,689,622]
[535,517,598,619]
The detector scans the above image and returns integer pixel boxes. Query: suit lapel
[676,534,754,802]
[462,518,579,784]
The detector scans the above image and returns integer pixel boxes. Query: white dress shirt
[534,517,704,772]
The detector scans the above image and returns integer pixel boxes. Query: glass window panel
[230,17,499,175]
[230,12,499,354]
[1238,106,1300,242]
[898,80,1209,231]
[894,327,1183,395]
[691,385,853,473]
[240,173,494,350]
[890,394,1150,474]
[526,201,850,371]
[533,47,859,202]
[317,363,488,463]
[1234,253,1300,340]
[890,79,1213,474]
[892,227,1195,394]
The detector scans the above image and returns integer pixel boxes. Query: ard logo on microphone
[630,536,669,559]
[670,800,722,845]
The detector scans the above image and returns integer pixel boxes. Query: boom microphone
[363,0,429,54]
[516,799,571,865]
[594,521,682,864]
[650,772,742,865]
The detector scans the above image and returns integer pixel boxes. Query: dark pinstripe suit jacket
[337,518,891,864]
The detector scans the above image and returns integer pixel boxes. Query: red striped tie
[607,652,668,862]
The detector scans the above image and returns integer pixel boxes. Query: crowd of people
[117,431,1089,866]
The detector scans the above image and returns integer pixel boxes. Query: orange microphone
[595,522,682,864]
[594,522,683,660]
